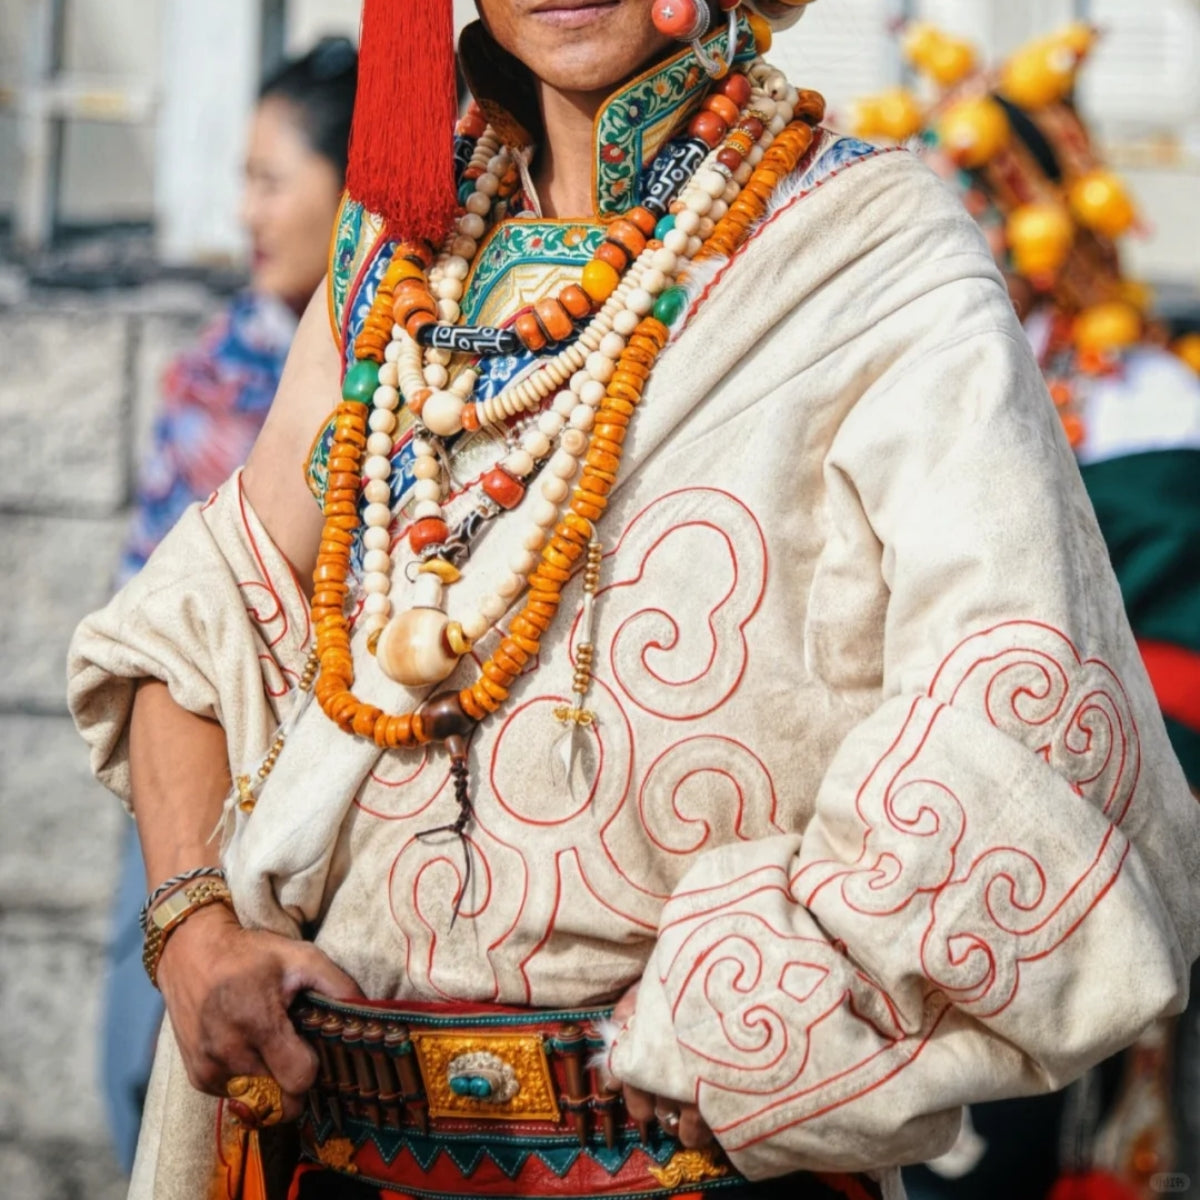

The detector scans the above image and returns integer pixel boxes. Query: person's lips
[528,0,621,29]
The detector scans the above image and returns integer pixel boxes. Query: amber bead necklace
[245,59,824,906]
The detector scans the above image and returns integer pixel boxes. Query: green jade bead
[654,214,676,241]
[342,359,381,405]
[653,286,688,327]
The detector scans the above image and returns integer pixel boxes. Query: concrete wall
[0,273,222,1196]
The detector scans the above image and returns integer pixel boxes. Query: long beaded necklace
[252,60,823,896]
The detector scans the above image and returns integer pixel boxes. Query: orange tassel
[347,0,458,246]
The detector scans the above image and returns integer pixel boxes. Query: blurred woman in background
[102,36,357,1172]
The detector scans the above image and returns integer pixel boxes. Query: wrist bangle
[139,866,226,935]
[142,877,234,988]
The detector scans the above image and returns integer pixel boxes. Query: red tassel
[347,0,458,247]
[1047,1171,1144,1200]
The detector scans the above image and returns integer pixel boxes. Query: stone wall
[0,265,222,1197]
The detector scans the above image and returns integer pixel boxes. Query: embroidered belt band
[291,993,883,1200]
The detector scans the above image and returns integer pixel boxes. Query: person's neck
[532,82,610,220]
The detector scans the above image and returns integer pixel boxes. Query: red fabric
[347,0,458,245]
[1047,1171,1143,1200]
[1137,638,1200,731]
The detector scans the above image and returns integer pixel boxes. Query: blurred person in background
[856,23,1200,1200]
[102,35,357,1172]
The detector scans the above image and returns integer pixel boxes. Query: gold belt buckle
[411,1030,561,1123]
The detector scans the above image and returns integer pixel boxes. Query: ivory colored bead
[378,361,400,387]
[553,390,577,416]
[364,455,391,480]
[497,572,525,599]
[748,145,765,165]
[364,526,391,552]
[523,525,546,551]
[769,115,786,135]
[538,411,565,437]
[413,499,443,520]
[570,370,590,394]
[522,430,552,458]
[477,593,508,624]
[570,406,595,431]
[437,300,461,323]
[363,613,389,636]
[364,502,393,527]
[427,346,452,367]
[640,269,666,295]
[458,212,486,239]
[465,191,491,215]
[532,499,559,527]
[697,168,728,198]
[687,236,703,257]
[561,429,589,455]
[364,593,392,616]
[436,277,464,301]
[653,248,678,274]
[710,200,729,222]
[626,288,654,315]
[461,610,490,641]
[364,478,391,505]
[451,236,477,260]
[385,342,402,363]
[445,257,470,280]
[675,209,701,235]
[370,408,397,434]
[613,309,640,336]
[549,450,578,478]
[412,438,434,456]
[373,385,400,410]
[686,189,713,215]
[476,171,500,196]
[487,154,508,175]
[413,455,439,480]
[367,432,393,457]
[364,548,392,575]
[585,352,615,382]
[424,363,450,389]
[599,332,626,360]
[363,571,391,595]
[414,479,441,503]
[509,549,537,575]
[734,162,753,184]
[375,608,461,687]
[422,390,465,436]
[541,476,569,503]
[504,449,535,477]
[412,574,443,608]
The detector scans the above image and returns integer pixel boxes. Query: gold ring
[226,1074,285,1128]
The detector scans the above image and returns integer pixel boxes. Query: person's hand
[156,904,364,1121]
[607,981,714,1150]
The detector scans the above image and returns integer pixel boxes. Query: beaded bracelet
[142,877,234,988]
[138,865,226,936]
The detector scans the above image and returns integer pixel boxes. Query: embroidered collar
[459,16,758,218]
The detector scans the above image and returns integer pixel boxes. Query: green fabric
[1163,715,1200,790]
[1080,448,1200,656]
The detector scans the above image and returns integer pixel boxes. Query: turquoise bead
[449,1074,493,1098]
[654,214,676,241]
[652,286,688,327]
[342,359,380,405]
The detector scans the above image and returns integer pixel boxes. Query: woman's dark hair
[260,37,358,183]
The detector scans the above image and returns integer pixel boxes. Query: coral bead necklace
[299,61,824,877]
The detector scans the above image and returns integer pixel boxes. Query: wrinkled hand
[607,981,714,1150]
[157,904,363,1121]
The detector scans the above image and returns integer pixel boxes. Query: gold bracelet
[142,877,234,988]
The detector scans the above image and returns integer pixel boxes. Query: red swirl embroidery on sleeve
[651,620,1140,1147]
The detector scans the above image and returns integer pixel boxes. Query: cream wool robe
[70,143,1200,1196]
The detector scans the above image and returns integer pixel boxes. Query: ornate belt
[292,992,740,1198]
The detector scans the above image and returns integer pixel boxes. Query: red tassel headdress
[347,0,459,246]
